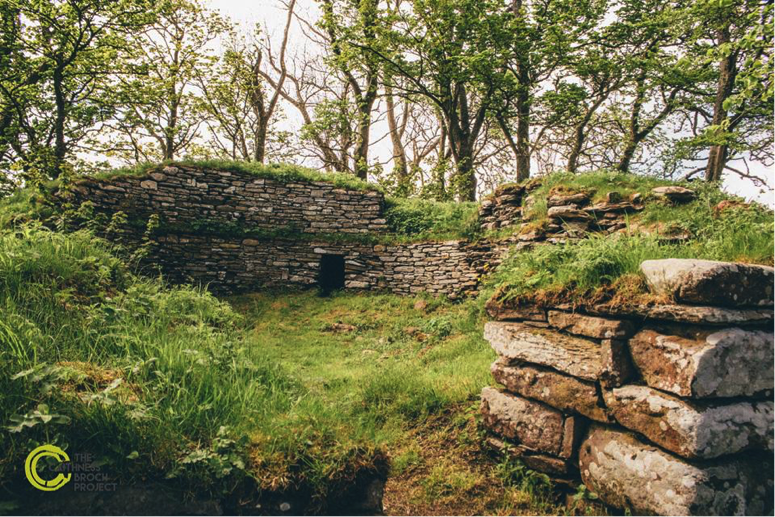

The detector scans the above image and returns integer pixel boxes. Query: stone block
[605,385,773,459]
[484,322,631,383]
[579,425,771,516]
[629,327,773,398]
[641,259,774,308]
[590,302,773,325]
[491,360,610,423]
[547,206,591,220]
[480,387,581,458]
[547,310,634,339]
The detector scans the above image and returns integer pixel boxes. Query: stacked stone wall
[71,165,387,234]
[480,259,774,515]
[151,233,490,297]
[67,165,513,297]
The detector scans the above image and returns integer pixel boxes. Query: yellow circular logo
[25,445,71,491]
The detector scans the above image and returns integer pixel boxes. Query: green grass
[515,170,676,221]
[487,193,774,304]
[92,160,380,192]
[3,225,569,514]
[384,198,481,242]
[0,226,385,510]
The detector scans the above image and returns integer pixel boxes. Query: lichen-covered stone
[590,302,773,325]
[579,426,772,516]
[605,385,773,459]
[491,360,610,423]
[547,311,634,339]
[547,206,591,221]
[629,327,773,398]
[652,185,695,201]
[484,322,631,383]
[480,387,580,458]
[641,259,774,308]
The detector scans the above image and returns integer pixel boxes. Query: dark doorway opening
[319,255,345,294]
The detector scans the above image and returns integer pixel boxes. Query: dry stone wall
[151,233,485,297]
[71,165,388,234]
[481,258,774,516]
[67,165,506,297]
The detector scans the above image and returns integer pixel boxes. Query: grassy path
[230,291,588,515]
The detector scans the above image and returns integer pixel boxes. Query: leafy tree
[110,0,227,162]
[365,0,514,200]
[0,0,154,179]
[688,0,773,182]
[497,0,606,180]
[198,2,296,163]
[318,0,383,180]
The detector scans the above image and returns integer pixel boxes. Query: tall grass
[0,225,382,503]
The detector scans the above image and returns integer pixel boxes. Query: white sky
[207,0,774,206]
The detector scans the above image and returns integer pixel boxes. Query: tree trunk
[52,65,67,178]
[617,140,638,173]
[455,144,476,201]
[254,118,268,163]
[705,26,736,182]
[385,85,409,189]
[567,124,584,173]
[515,89,530,181]
[353,78,378,180]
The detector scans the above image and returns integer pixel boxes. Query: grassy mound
[0,226,384,509]
[486,173,774,306]
[93,160,379,192]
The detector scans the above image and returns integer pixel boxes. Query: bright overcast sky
[206,0,774,206]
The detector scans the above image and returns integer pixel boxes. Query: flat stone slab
[629,327,774,398]
[547,310,634,339]
[605,385,773,459]
[641,259,774,308]
[579,426,771,516]
[547,206,591,220]
[491,360,611,423]
[484,322,631,383]
[589,303,773,325]
[652,185,695,201]
[480,387,580,458]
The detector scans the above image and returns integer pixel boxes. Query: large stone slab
[605,385,773,459]
[641,259,774,308]
[480,387,580,458]
[547,205,591,220]
[589,302,773,325]
[547,310,634,339]
[484,322,631,384]
[579,426,772,516]
[629,327,773,398]
[491,360,610,423]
